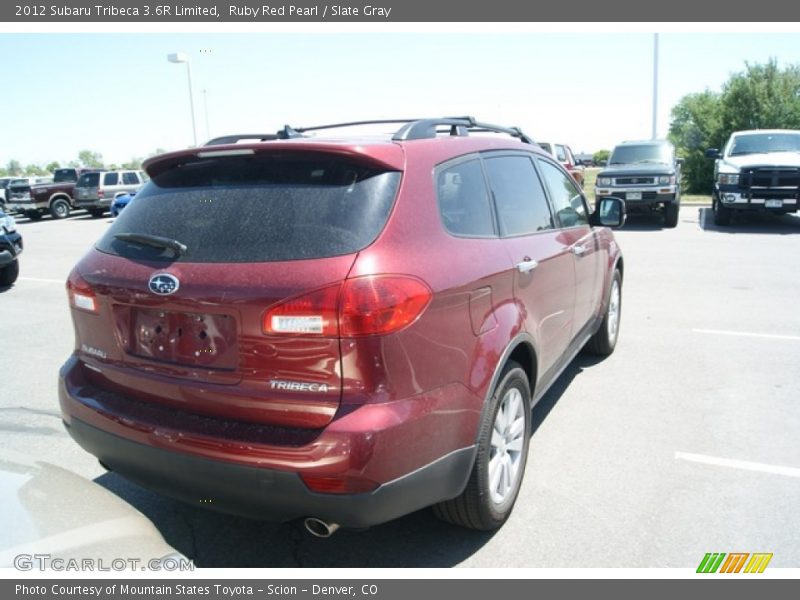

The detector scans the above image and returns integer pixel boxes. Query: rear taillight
[97,190,104,199]
[264,284,339,336]
[263,275,432,338]
[66,269,98,314]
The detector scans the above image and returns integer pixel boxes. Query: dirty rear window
[77,173,100,187]
[54,169,77,183]
[96,154,401,263]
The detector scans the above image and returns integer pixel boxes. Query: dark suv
[595,140,682,228]
[0,208,22,286]
[59,118,625,535]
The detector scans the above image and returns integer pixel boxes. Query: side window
[122,172,140,185]
[436,159,495,237]
[538,160,589,228]
[103,172,119,186]
[555,145,568,162]
[483,155,553,236]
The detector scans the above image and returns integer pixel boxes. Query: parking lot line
[675,451,800,478]
[18,277,65,284]
[692,328,800,342]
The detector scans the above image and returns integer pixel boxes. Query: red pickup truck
[12,168,102,220]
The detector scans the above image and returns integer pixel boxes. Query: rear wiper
[114,232,188,257]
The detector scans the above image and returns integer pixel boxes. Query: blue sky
[1,31,799,166]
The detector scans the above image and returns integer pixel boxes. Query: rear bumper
[75,199,111,209]
[58,355,478,527]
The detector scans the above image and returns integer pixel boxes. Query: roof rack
[206,118,534,146]
[393,117,534,144]
[205,133,279,146]
[276,119,424,140]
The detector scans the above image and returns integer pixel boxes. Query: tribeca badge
[696,552,773,573]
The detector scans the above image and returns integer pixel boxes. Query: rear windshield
[96,155,401,263]
[53,169,77,183]
[77,173,100,187]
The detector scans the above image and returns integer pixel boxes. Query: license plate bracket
[626,192,642,201]
[765,199,783,208]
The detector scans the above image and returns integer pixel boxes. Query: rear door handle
[516,259,538,273]
[571,244,587,256]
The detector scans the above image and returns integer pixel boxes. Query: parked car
[594,139,682,228]
[59,117,625,535]
[13,168,103,221]
[111,191,136,217]
[0,208,22,286]
[73,170,147,217]
[706,129,800,226]
[537,142,585,187]
[4,177,53,217]
[0,177,15,210]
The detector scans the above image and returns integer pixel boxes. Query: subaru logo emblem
[148,273,180,295]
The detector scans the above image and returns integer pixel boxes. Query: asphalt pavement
[1,206,798,568]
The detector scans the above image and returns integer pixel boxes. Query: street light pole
[167,52,197,147]
[202,88,210,140]
[652,33,659,140]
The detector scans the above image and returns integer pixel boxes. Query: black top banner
[2,0,799,22]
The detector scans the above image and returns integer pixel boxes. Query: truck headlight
[658,175,675,185]
[1,213,15,233]
[597,177,612,186]
[718,173,739,185]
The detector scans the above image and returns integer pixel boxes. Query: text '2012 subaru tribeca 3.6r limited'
[59,118,625,535]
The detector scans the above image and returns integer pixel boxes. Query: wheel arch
[48,193,71,207]
[475,333,538,443]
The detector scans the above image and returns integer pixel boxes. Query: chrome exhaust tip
[303,517,340,538]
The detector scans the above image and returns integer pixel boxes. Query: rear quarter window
[436,159,495,237]
[96,155,401,263]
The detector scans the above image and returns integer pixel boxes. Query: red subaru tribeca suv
[59,118,625,536]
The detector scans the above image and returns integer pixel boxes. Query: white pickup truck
[707,129,800,226]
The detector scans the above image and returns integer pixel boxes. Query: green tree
[668,91,723,194]
[592,149,610,164]
[669,59,800,194]
[46,161,61,173]
[77,150,104,168]
[721,60,800,132]
[122,157,142,169]
[25,164,47,176]
[5,160,23,176]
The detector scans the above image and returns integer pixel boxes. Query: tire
[88,208,105,218]
[713,198,732,226]
[0,259,19,287]
[664,202,679,228]
[586,269,622,356]
[50,198,71,220]
[433,361,531,530]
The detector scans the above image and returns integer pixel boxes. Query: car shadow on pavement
[94,352,598,568]
[698,207,800,234]
[96,472,495,568]
[617,212,667,231]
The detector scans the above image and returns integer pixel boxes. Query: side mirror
[591,197,626,228]
[676,157,685,166]
[705,148,720,159]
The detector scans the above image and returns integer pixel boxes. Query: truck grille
[614,177,656,185]
[741,167,800,190]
